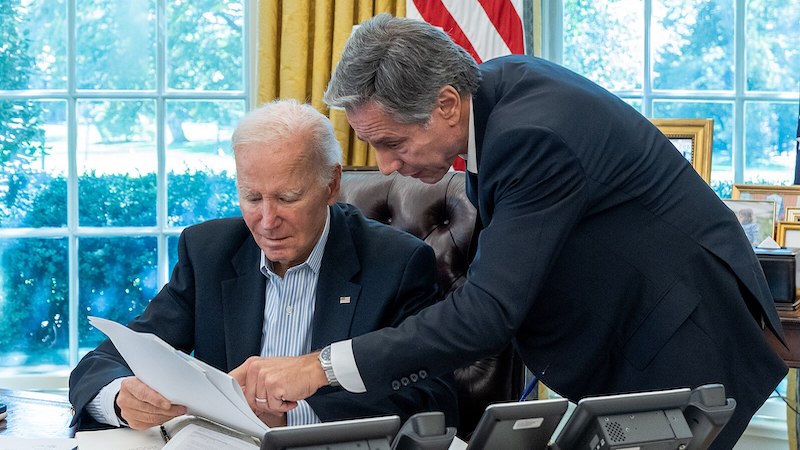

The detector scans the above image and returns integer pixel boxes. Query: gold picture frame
[777,222,800,247]
[732,184,800,222]
[650,118,714,183]
[785,207,800,222]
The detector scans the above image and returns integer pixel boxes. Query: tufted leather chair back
[339,170,525,438]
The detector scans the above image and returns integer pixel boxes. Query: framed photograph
[731,184,800,222]
[777,222,800,247]
[651,118,714,184]
[786,207,800,222]
[722,199,776,246]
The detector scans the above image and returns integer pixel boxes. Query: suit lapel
[221,236,267,369]
[311,204,362,350]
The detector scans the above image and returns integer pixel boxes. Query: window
[0,0,250,386]
[540,0,798,443]
[541,0,800,196]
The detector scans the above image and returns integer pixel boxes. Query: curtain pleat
[257,0,403,166]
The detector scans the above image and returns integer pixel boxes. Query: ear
[436,85,462,125]
[326,164,342,205]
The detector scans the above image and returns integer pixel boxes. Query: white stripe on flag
[406,0,525,63]
[440,0,513,62]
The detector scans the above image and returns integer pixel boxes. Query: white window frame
[0,0,257,390]
[539,0,799,185]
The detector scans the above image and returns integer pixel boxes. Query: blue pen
[519,375,538,401]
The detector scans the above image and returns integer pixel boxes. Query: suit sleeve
[349,125,588,397]
[307,243,459,426]
[68,229,199,428]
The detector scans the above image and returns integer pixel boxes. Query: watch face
[321,346,331,361]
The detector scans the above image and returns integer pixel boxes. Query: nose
[375,150,403,175]
[260,201,280,229]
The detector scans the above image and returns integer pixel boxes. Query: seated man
[69,100,458,431]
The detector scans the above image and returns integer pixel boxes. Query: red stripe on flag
[478,0,525,54]
[412,0,483,63]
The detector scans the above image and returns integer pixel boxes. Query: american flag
[406,0,526,170]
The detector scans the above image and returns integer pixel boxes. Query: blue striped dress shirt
[259,208,330,426]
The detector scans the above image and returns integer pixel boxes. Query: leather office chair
[339,170,526,438]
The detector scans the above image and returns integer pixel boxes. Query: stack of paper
[89,316,269,438]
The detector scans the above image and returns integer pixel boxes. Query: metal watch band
[319,345,340,387]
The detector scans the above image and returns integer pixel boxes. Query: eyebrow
[370,136,403,147]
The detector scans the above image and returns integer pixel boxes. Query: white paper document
[75,427,164,450]
[0,437,76,450]
[163,423,258,450]
[88,316,269,438]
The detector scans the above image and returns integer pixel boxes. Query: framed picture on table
[732,184,800,223]
[722,199,776,247]
[785,207,800,222]
[651,118,714,183]
[777,222,800,247]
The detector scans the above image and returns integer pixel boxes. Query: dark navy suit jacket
[350,55,786,449]
[69,203,458,429]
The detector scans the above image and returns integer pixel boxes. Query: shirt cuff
[330,340,366,393]
[85,377,130,427]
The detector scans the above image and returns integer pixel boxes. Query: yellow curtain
[257,0,405,166]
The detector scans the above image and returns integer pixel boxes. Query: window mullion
[157,0,169,289]
[67,0,79,368]
[733,0,746,184]
[642,0,652,117]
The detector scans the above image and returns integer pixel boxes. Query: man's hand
[116,377,187,430]
[230,353,328,415]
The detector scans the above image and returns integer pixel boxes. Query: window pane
[652,101,734,190]
[166,100,242,227]
[746,0,800,92]
[562,0,643,91]
[652,0,734,90]
[1,100,68,228]
[744,101,797,184]
[1,0,68,90]
[167,0,244,91]
[0,238,69,372]
[76,0,156,90]
[79,237,158,354]
[77,100,157,226]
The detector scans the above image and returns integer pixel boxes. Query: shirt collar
[260,206,331,277]
[459,99,478,174]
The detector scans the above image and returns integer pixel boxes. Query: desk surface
[0,388,74,438]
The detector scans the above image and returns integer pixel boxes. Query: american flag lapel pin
[339,296,351,304]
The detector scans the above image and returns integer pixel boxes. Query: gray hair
[231,99,342,185]
[323,13,480,124]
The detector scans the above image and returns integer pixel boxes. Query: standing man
[234,15,787,448]
[69,99,458,431]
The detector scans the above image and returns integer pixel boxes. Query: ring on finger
[255,397,268,404]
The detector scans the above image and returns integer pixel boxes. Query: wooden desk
[0,388,74,438]
[770,309,800,368]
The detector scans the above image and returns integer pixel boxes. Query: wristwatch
[318,345,340,387]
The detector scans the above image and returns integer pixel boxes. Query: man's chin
[402,170,446,184]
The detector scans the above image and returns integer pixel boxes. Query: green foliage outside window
[0,170,238,364]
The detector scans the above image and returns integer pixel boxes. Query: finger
[266,394,296,413]
[122,377,172,410]
[229,363,247,385]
